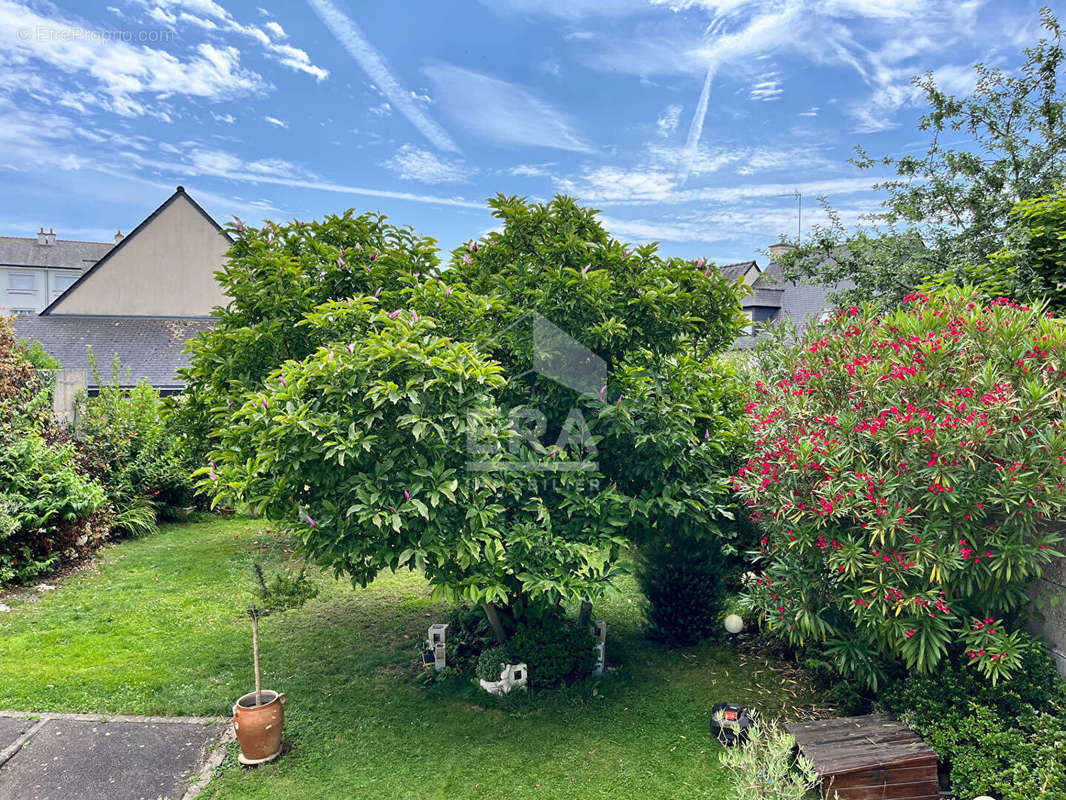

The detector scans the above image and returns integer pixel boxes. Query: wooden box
[785,714,940,800]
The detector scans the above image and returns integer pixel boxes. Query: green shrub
[19,339,59,370]
[252,562,318,613]
[921,706,1066,800]
[637,533,727,646]
[506,611,596,688]
[734,288,1066,686]
[718,720,819,800]
[878,639,1066,800]
[475,646,510,682]
[880,638,1066,725]
[437,607,497,678]
[0,431,109,586]
[79,354,195,520]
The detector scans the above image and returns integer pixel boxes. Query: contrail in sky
[306,0,460,153]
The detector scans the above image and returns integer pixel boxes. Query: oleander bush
[733,288,1066,687]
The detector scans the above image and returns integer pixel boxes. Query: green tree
[173,210,439,460]
[988,189,1066,308]
[198,196,748,641]
[779,9,1066,307]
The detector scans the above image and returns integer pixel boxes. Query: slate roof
[753,261,853,324]
[0,236,112,270]
[717,260,758,281]
[12,315,212,390]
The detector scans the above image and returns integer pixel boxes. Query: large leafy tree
[197,196,748,640]
[780,9,1066,307]
[173,210,439,459]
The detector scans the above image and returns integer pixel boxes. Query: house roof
[754,261,852,323]
[41,186,231,316]
[0,236,112,271]
[12,315,213,390]
[717,260,758,281]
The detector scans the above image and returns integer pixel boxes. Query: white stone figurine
[590,620,607,676]
[427,623,449,671]
[480,662,528,696]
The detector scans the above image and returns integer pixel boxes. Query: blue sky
[0,0,1049,265]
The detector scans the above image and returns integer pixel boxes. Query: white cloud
[509,163,556,177]
[657,104,682,137]
[749,73,782,101]
[0,2,269,116]
[307,0,459,152]
[383,145,470,183]
[212,111,236,123]
[479,0,649,21]
[848,60,979,132]
[125,145,485,209]
[799,106,819,117]
[572,0,989,159]
[264,115,288,128]
[151,0,328,80]
[424,63,593,153]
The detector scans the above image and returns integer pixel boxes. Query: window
[53,274,78,293]
[8,272,36,293]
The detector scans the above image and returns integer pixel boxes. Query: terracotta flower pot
[232,690,286,765]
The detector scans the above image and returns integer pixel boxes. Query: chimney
[37,226,47,245]
[768,241,794,263]
[114,230,124,243]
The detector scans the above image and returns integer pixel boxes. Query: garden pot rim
[234,689,285,709]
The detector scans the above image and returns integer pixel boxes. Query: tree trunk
[577,599,593,627]
[482,602,508,644]
[251,611,262,706]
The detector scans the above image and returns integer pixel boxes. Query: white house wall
[1,267,81,314]
[47,193,229,317]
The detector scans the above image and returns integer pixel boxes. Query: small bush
[506,611,596,688]
[79,353,196,520]
[879,641,1066,800]
[252,562,318,613]
[637,533,727,646]
[718,720,819,800]
[921,706,1066,800]
[880,637,1066,723]
[476,646,509,682]
[439,606,496,677]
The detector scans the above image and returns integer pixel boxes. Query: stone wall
[1030,556,1066,677]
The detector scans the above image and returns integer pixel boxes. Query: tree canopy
[193,195,749,638]
[779,9,1066,307]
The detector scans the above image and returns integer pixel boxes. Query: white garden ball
[973,796,996,800]
[724,614,744,634]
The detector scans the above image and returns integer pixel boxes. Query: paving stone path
[0,711,230,800]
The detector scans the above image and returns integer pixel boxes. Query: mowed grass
[0,518,823,800]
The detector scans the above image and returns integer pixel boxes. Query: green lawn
[0,518,822,799]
